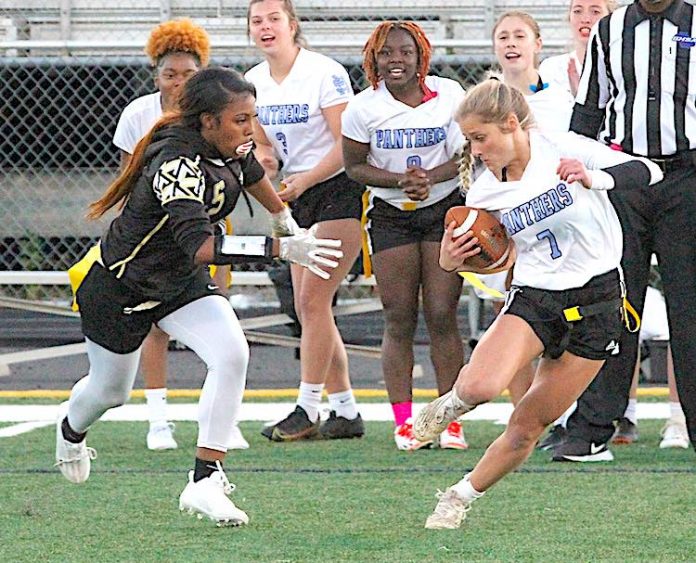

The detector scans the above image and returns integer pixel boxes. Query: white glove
[271,207,303,237]
[278,224,343,280]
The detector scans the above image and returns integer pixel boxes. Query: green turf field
[1,416,694,562]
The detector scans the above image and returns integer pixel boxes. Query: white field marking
[0,420,53,437]
[0,342,87,377]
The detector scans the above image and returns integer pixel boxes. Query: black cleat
[266,405,320,442]
[552,438,614,462]
[611,417,639,445]
[537,424,567,451]
[319,411,365,440]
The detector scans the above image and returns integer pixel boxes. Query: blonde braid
[458,142,473,195]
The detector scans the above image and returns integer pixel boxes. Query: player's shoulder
[244,60,270,83]
[299,48,346,73]
[120,92,161,119]
[426,75,465,94]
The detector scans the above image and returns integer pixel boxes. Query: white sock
[450,473,485,502]
[670,402,686,424]
[328,390,359,420]
[624,398,638,425]
[451,389,476,415]
[297,382,324,422]
[145,388,168,427]
[554,403,576,427]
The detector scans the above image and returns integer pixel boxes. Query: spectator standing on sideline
[246,0,366,442]
[112,20,246,451]
[553,0,696,462]
[539,0,617,97]
[342,21,468,451]
[413,79,661,529]
[55,68,342,525]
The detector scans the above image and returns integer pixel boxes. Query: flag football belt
[563,297,640,334]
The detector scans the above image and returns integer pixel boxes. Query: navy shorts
[76,263,224,354]
[290,172,364,229]
[367,189,465,254]
[502,269,624,360]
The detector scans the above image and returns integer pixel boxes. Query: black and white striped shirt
[572,0,696,158]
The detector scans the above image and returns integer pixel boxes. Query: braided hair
[362,21,432,90]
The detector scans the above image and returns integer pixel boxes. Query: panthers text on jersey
[465,129,660,290]
[341,75,466,209]
[245,48,353,176]
[100,125,265,301]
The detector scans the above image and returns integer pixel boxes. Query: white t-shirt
[341,75,466,209]
[525,83,575,133]
[466,130,656,290]
[245,48,353,176]
[539,51,582,98]
[113,92,163,154]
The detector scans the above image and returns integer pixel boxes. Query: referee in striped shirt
[553,0,696,462]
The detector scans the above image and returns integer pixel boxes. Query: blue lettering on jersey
[673,32,696,49]
[257,104,310,126]
[374,127,447,149]
[501,183,574,235]
[332,74,349,95]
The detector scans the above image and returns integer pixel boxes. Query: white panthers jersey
[525,83,574,133]
[245,48,353,176]
[466,130,652,290]
[341,75,466,209]
[113,92,162,154]
[539,51,582,98]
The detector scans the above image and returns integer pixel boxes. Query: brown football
[444,206,512,271]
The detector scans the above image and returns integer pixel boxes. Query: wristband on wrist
[213,233,275,264]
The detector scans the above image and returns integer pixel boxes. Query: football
[444,205,512,271]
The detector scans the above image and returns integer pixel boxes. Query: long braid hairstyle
[454,79,535,194]
[88,68,256,219]
[362,21,432,91]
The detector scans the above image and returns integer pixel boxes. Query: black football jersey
[100,125,265,301]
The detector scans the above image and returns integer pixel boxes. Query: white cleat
[147,422,178,451]
[178,463,249,527]
[227,424,250,450]
[394,418,433,451]
[659,419,690,449]
[439,420,469,450]
[425,488,473,530]
[414,390,468,442]
[54,402,97,484]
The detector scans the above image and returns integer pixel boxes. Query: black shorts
[367,190,465,254]
[502,269,623,360]
[290,172,364,229]
[76,263,225,354]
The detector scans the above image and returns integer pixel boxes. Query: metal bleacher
[0,0,580,57]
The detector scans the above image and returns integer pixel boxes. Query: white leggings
[67,295,249,452]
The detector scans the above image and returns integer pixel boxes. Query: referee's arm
[569,23,608,139]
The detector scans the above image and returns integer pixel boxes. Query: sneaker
[228,424,250,450]
[413,390,469,442]
[439,420,468,450]
[424,488,473,530]
[659,419,690,449]
[537,425,567,451]
[612,417,639,445]
[54,402,97,484]
[552,438,614,462]
[179,462,249,527]
[319,411,365,439]
[266,405,320,442]
[147,422,178,451]
[394,418,433,451]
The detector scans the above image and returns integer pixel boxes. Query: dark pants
[566,164,696,451]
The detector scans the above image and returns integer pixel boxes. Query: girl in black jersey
[55,68,342,526]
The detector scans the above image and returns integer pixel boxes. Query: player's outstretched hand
[270,207,304,238]
[279,225,343,280]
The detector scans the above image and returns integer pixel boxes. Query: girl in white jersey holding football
[538,0,616,97]
[413,79,662,529]
[112,19,246,451]
[246,0,365,441]
[342,21,468,451]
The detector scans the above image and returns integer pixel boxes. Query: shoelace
[55,445,97,466]
[433,489,471,518]
[152,422,176,435]
[211,461,236,496]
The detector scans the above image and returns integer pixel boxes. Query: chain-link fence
[0,0,626,304]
